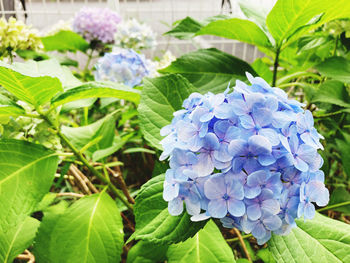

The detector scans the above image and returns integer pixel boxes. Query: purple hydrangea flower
[160,72,328,244]
[73,7,121,43]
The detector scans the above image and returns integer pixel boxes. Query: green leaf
[61,114,116,159]
[51,81,140,108]
[268,213,350,262]
[336,133,350,179]
[0,139,58,231]
[34,192,124,263]
[238,0,271,34]
[0,217,40,263]
[311,80,350,108]
[41,30,89,52]
[130,174,207,244]
[266,0,350,47]
[257,248,276,263]
[127,241,168,263]
[196,18,272,48]
[33,201,69,263]
[329,187,350,215]
[10,59,81,89]
[315,57,350,84]
[166,220,236,263]
[138,75,196,150]
[165,17,204,39]
[0,62,63,106]
[159,48,257,94]
[165,15,230,40]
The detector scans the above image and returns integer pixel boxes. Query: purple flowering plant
[160,73,329,244]
[73,7,121,44]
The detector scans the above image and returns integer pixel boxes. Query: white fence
[0,0,276,62]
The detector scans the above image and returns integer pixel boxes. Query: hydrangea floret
[160,73,329,244]
[114,18,157,51]
[73,7,121,44]
[94,48,152,87]
[0,17,42,59]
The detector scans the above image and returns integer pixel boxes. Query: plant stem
[314,110,346,118]
[226,233,252,243]
[42,114,134,211]
[317,200,350,212]
[272,47,280,87]
[233,228,252,262]
[83,49,94,73]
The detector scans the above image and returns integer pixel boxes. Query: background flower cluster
[161,73,329,244]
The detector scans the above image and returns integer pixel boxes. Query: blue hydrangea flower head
[160,72,329,244]
[94,48,152,87]
[73,7,121,44]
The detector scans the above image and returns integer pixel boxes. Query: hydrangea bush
[73,7,121,44]
[160,73,329,244]
[114,18,157,51]
[94,48,153,87]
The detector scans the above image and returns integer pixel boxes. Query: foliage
[0,1,350,262]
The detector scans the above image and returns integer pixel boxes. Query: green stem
[83,49,94,73]
[272,47,280,87]
[42,114,133,211]
[317,200,350,212]
[276,71,322,86]
[314,110,346,118]
[226,234,252,243]
[277,82,308,89]
[333,36,339,56]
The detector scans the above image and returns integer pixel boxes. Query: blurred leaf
[62,114,116,159]
[0,217,40,263]
[16,49,50,60]
[329,187,350,215]
[129,174,207,244]
[269,213,350,262]
[127,241,168,263]
[0,139,58,232]
[138,75,195,150]
[252,58,273,84]
[166,220,236,262]
[34,192,124,263]
[336,133,350,179]
[52,81,140,108]
[196,18,272,48]
[311,80,350,107]
[41,30,89,52]
[159,48,257,94]
[257,248,276,263]
[266,0,350,47]
[0,61,63,106]
[315,57,350,83]
[0,94,25,119]
[165,17,204,39]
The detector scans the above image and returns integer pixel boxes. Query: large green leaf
[159,48,257,94]
[130,174,207,245]
[51,81,140,108]
[34,192,124,263]
[8,59,81,89]
[0,139,58,231]
[0,217,40,263]
[329,187,350,215]
[166,220,236,263]
[196,18,272,48]
[138,75,196,150]
[315,57,350,84]
[0,62,63,106]
[268,213,350,262]
[336,133,350,179]
[41,30,89,52]
[266,0,350,47]
[61,114,116,159]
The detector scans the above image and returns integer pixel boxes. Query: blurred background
[0,0,277,62]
